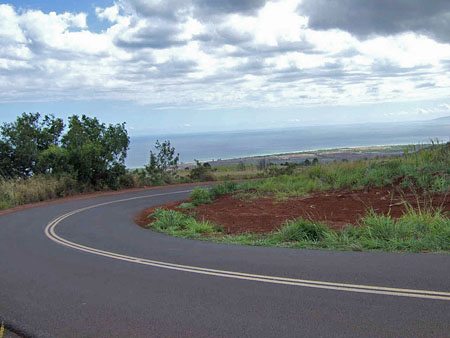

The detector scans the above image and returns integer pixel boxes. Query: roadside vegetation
[0,113,324,210]
[238,142,449,199]
[0,114,252,210]
[147,206,449,252]
[147,144,450,253]
[0,114,279,210]
[0,113,131,209]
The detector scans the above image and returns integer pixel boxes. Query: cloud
[0,0,449,111]
[299,0,450,43]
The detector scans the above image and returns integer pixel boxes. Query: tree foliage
[0,113,64,178]
[145,140,179,184]
[62,115,129,187]
[0,113,130,189]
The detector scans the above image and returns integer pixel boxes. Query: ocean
[126,120,450,168]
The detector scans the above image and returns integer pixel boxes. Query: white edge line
[44,189,450,301]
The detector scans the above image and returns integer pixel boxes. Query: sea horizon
[126,119,450,168]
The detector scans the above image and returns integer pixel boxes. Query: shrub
[189,160,215,181]
[118,173,137,189]
[190,188,212,205]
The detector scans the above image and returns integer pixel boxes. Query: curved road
[1,185,449,337]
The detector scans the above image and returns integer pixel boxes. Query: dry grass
[0,175,79,210]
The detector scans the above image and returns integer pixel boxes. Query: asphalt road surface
[1,185,449,337]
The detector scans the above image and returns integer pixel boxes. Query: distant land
[126,117,450,168]
[432,115,450,122]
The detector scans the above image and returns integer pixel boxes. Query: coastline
[200,143,427,167]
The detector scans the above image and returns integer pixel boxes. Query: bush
[118,173,137,189]
[275,219,331,242]
[190,187,212,205]
[189,160,215,181]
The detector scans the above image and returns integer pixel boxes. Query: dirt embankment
[137,187,449,234]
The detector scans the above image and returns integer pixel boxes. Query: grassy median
[147,144,449,253]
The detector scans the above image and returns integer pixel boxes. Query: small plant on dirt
[209,181,238,199]
[178,202,195,210]
[274,219,331,242]
[149,209,216,237]
[150,209,190,231]
[190,187,212,205]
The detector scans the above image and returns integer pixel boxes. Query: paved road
[1,185,449,337]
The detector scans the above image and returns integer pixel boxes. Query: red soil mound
[136,187,449,234]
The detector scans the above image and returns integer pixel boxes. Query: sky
[0,0,449,135]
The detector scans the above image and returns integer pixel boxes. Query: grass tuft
[149,207,449,252]
[274,219,330,242]
[190,188,212,206]
[149,209,218,237]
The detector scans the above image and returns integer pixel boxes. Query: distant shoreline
[193,143,429,167]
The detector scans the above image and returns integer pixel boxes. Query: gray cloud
[115,0,268,50]
[114,22,186,49]
[123,0,267,21]
[370,61,432,77]
[194,0,267,17]
[120,0,191,22]
[299,0,450,42]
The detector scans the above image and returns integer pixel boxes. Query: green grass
[190,187,213,205]
[236,143,450,199]
[189,181,240,206]
[145,144,450,252]
[148,201,449,253]
[149,208,221,238]
[0,322,4,338]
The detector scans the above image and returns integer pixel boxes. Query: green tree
[0,113,64,178]
[62,115,129,188]
[146,140,179,184]
[36,145,71,174]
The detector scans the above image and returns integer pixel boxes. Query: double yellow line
[45,190,450,301]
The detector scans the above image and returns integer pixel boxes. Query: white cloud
[96,4,120,22]
[0,0,449,111]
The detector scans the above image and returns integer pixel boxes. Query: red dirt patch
[137,187,449,234]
